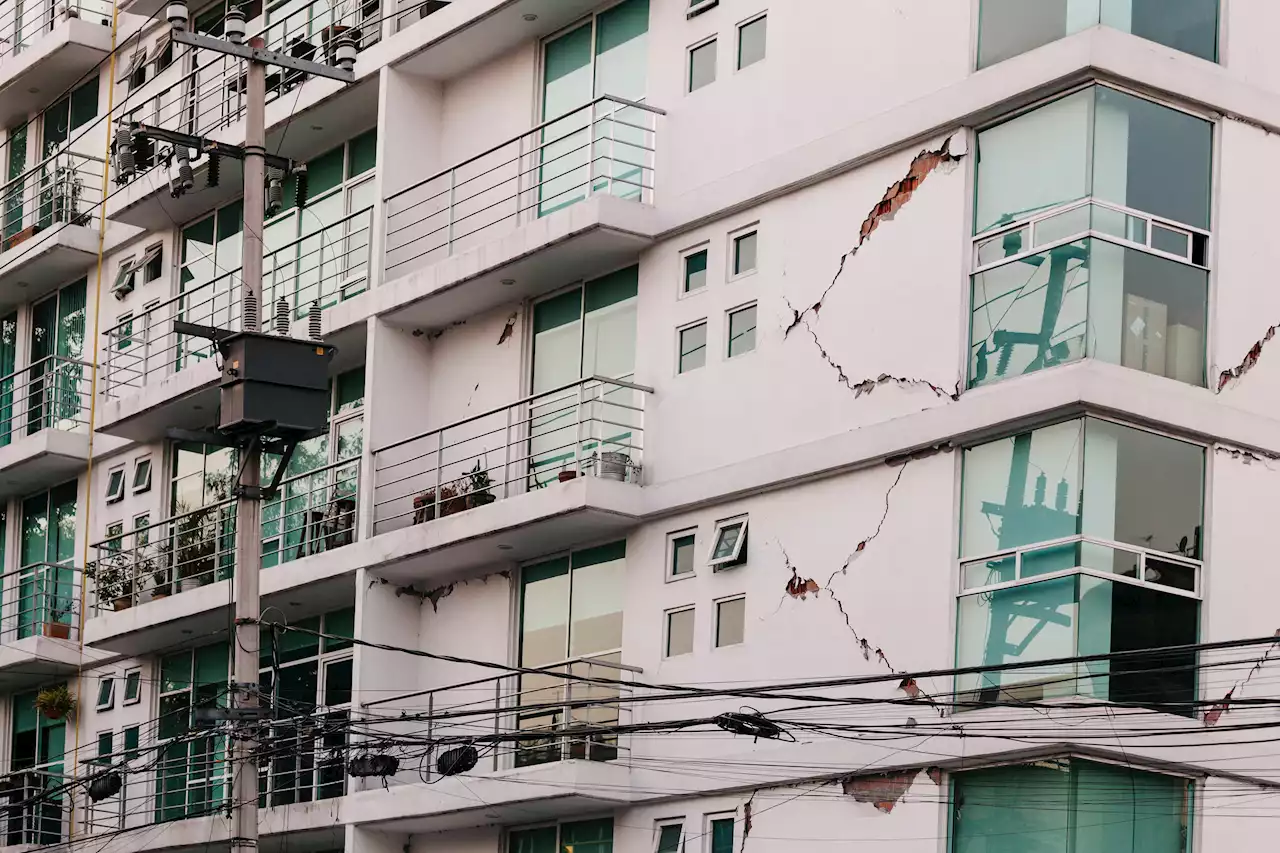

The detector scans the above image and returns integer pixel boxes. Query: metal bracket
[232,436,298,500]
[131,123,295,172]
[174,320,238,343]
[172,29,356,83]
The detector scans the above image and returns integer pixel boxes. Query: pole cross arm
[130,124,294,172]
[172,28,356,83]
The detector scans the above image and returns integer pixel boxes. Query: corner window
[727,304,757,358]
[665,607,694,657]
[737,14,766,69]
[970,87,1211,389]
[105,467,126,503]
[731,229,758,277]
[132,457,152,493]
[678,322,708,374]
[689,38,717,92]
[123,668,142,705]
[951,760,1191,853]
[714,596,745,647]
[977,0,1218,68]
[669,531,696,578]
[96,677,115,711]
[655,822,683,853]
[683,247,708,293]
[708,516,748,569]
[957,418,1203,710]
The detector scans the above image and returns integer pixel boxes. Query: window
[958,418,1202,710]
[715,597,745,647]
[708,815,736,853]
[112,257,139,297]
[116,314,133,351]
[678,322,707,374]
[737,14,766,69]
[517,544,625,766]
[509,818,614,853]
[141,244,163,282]
[708,516,748,569]
[970,87,1211,389]
[683,247,708,293]
[148,32,174,72]
[732,230,758,277]
[727,304,757,358]
[688,0,717,17]
[977,0,1217,68]
[123,668,142,705]
[133,514,151,549]
[669,531,696,578]
[105,522,124,554]
[41,78,99,156]
[96,677,115,711]
[951,759,1191,852]
[19,485,77,640]
[156,643,231,822]
[123,725,140,760]
[132,457,152,493]
[96,732,113,766]
[656,822,683,853]
[689,38,717,91]
[105,467,125,503]
[665,607,694,657]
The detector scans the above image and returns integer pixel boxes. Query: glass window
[670,533,695,577]
[715,598,745,647]
[96,678,114,710]
[710,817,735,853]
[123,725,140,760]
[105,468,125,502]
[689,39,717,91]
[679,323,707,374]
[132,457,152,493]
[977,0,1218,69]
[733,231,758,276]
[656,823,682,853]
[666,607,694,657]
[709,517,748,568]
[738,15,766,69]
[512,819,613,853]
[683,249,708,293]
[96,731,113,765]
[155,643,230,823]
[123,669,142,704]
[951,760,1191,853]
[727,305,757,358]
[688,0,717,16]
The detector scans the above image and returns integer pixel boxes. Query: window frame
[714,596,746,649]
[728,224,759,280]
[105,467,126,503]
[112,256,140,296]
[141,243,164,283]
[706,811,738,853]
[708,515,749,568]
[667,528,698,581]
[736,12,767,70]
[664,605,695,658]
[677,319,709,375]
[687,35,718,93]
[680,243,710,297]
[96,676,115,711]
[132,456,153,493]
[726,301,758,359]
[687,0,718,17]
[122,667,142,706]
[655,819,685,853]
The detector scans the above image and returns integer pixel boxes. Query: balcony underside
[0,18,113,128]
[0,428,91,499]
[0,223,99,312]
[88,807,344,853]
[0,636,109,691]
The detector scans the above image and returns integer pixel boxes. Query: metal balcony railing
[88,457,360,612]
[0,150,105,258]
[372,376,650,535]
[257,709,349,807]
[0,767,71,847]
[113,1,380,185]
[362,654,640,777]
[392,0,451,34]
[0,355,93,446]
[383,95,663,278]
[0,0,111,66]
[0,562,81,643]
[102,206,372,396]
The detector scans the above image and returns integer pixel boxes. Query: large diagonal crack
[1205,629,1280,726]
[1217,324,1277,391]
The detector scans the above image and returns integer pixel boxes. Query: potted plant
[558,469,578,483]
[464,460,496,510]
[175,508,216,592]
[88,554,133,611]
[33,685,75,720]
[150,544,174,600]
[413,484,461,523]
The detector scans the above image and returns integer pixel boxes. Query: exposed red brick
[842,769,921,813]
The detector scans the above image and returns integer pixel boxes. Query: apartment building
[0,0,1271,851]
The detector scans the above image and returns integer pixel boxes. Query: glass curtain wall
[156,643,230,822]
[27,277,86,434]
[17,483,76,640]
[8,687,67,845]
[169,443,237,588]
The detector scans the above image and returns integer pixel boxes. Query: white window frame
[666,528,698,581]
[714,596,746,648]
[111,256,139,296]
[679,242,711,298]
[726,301,758,359]
[736,12,767,71]
[122,667,142,706]
[687,35,718,94]
[105,466,126,503]
[707,515,748,568]
[688,0,718,18]
[132,456,153,493]
[727,223,760,281]
[654,819,686,852]
[664,606,695,658]
[704,811,738,852]
[96,676,115,711]
[677,319,709,375]
[140,243,164,283]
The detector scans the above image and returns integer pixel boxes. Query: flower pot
[467,492,496,510]
[150,590,170,602]
[42,622,71,640]
[599,452,631,482]
[113,596,132,611]
[558,470,578,482]
[178,577,205,594]
[43,708,68,720]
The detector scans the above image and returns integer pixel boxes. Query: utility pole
[127,7,357,853]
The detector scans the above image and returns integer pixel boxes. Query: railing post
[446,169,456,254]
[574,382,585,476]
[434,430,444,517]
[493,678,502,772]
[425,692,434,782]
[502,406,512,499]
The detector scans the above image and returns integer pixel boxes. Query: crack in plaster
[1214,444,1280,468]
[1205,629,1280,726]
[1217,324,1278,391]
[739,790,756,853]
[842,769,921,813]
[397,570,513,613]
[498,311,518,346]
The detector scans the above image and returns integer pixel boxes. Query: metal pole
[231,42,266,853]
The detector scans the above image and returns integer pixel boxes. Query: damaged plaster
[841,769,922,813]
[1205,629,1280,726]
[497,311,518,346]
[396,570,512,612]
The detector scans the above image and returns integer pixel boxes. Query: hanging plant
[34,684,75,720]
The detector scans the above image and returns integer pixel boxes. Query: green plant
[34,684,75,720]
[88,552,132,603]
[150,543,174,595]
[465,459,495,508]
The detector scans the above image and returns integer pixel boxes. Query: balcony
[0,151,107,308]
[366,376,648,582]
[366,96,661,334]
[0,562,101,690]
[84,457,360,654]
[0,0,112,128]
[0,768,70,848]
[106,1,380,230]
[0,356,94,498]
[96,207,373,441]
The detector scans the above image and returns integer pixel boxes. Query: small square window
[665,607,695,657]
[134,514,151,548]
[708,516,749,569]
[96,677,115,711]
[132,457,152,493]
[688,0,718,17]
[141,244,163,282]
[669,532,696,578]
[689,39,717,92]
[683,248,708,293]
[733,230,758,277]
[116,314,133,351]
[96,732,113,766]
[728,304,757,358]
[656,822,684,853]
[738,15,767,69]
[105,467,126,503]
[111,258,138,296]
[709,815,736,853]
[715,598,745,648]
[679,322,708,374]
[123,725,140,760]
[123,668,141,705]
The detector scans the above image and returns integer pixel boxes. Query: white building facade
[0,0,1274,852]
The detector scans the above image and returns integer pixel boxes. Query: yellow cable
[69,0,121,837]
